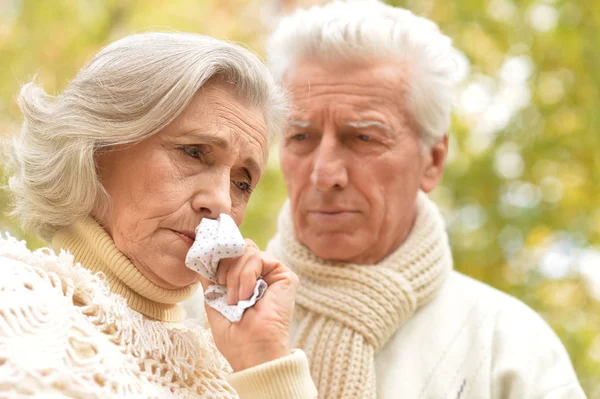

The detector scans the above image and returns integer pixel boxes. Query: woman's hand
[198,239,299,371]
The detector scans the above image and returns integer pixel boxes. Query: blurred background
[0,0,598,395]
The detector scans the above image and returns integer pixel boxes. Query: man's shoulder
[440,271,547,324]
[394,271,584,397]
[440,272,582,391]
[410,270,569,353]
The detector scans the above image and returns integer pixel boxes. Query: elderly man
[266,1,585,398]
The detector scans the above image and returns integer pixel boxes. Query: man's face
[280,58,446,264]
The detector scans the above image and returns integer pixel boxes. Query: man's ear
[420,134,448,193]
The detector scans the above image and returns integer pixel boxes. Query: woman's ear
[420,134,448,193]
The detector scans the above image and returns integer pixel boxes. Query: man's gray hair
[267,0,458,148]
[4,32,287,239]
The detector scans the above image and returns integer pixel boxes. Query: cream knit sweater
[0,217,317,398]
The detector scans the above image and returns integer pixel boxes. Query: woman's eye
[183,146,203,159]
[292,133,307,141]
[234,181,253,194]
[357,134,372,142]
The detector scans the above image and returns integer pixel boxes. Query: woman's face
[94,82,268,289]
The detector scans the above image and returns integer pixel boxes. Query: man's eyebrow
[289,120,312,128]
[344,120,393,133]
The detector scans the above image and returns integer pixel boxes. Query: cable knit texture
[0,217,318,398]
[267,192,453,399]
[0,231,235,398]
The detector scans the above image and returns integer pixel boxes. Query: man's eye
[357,134,372,142]
[234,181,253,194]
[292,133,307,141]
[183,146,203,158]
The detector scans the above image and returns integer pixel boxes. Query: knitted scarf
[267,192,453,398]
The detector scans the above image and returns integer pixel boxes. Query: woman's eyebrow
[182,131,231,149]
[243,157,261,180]
[182,130,262,178]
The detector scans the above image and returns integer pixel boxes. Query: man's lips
[307,207,359,214]
[306,209,360,223]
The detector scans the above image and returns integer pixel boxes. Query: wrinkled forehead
[164,82,269,164]
[284,56,410,88]
[282,57,412,123]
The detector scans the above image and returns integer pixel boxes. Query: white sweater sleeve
[227,349,318,399]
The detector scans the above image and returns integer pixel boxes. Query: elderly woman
[0,32,317,398]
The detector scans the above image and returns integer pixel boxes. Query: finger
[216,239,254,285]
[225,249,263,305]
[217,258,233,285]
[254,252,287,284]
[259,256,300,301]
[225,258,245,305]
[244,238,260,250]
[238,256,262,302]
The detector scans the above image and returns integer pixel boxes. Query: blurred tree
[1,0,598,395]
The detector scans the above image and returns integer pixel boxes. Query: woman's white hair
[267,0,458,148]
[4,32,287,240]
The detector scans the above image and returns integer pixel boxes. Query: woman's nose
[191,174,232,218]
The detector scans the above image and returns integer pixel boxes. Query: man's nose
[310,135,348,191]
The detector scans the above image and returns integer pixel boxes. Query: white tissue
[185,214,267,322]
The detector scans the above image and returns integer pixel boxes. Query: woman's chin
[154,275,197,290]
[145,252,201,289]
[162,264,201,289]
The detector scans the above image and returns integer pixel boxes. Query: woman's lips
[172,230,195,246]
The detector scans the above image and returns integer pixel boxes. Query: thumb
[197,276,229,328]
[200,285,231,331]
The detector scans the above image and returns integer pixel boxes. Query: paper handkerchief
[185,214,267,322]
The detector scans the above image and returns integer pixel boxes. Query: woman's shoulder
[0,235,169,397]
[0,233,113,298]
[0,235,94,333]
[1,234,94,299]
[0,234,70,297]
[0,234,123,338]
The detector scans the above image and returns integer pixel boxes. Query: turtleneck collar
[52,216,198,322]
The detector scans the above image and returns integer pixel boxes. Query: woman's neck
[52,216,198,322]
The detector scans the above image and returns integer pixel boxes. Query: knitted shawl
[0,226,236,398]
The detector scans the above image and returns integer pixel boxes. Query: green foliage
[1,0,598,395]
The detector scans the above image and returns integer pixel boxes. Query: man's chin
[303,236,366,263]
